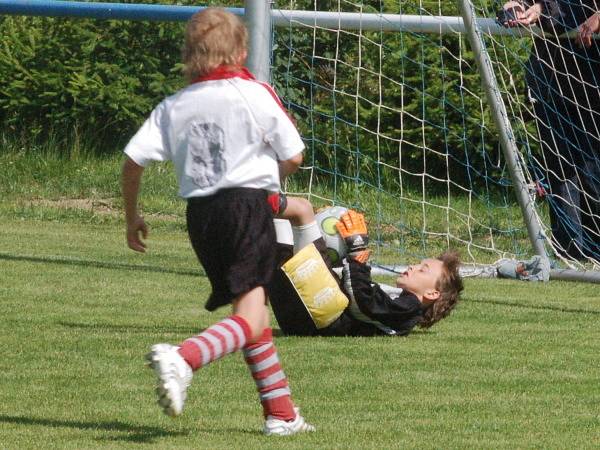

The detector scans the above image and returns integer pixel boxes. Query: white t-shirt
[124,76,304,198]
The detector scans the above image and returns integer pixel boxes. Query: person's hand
[501,1,542,27]
[126,215,149,252]
[499,2,525,27]
[577,12,600,48]
[336,210,370,263]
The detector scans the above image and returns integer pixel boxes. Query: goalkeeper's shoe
[145,344,193,417]
[263,408,316,436]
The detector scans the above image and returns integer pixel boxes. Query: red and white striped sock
[243,328,296,421]
[177,315,251,371]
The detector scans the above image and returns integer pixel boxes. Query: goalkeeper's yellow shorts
[281,243,349,328]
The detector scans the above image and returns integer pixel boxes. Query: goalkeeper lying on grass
[271,196,464,336]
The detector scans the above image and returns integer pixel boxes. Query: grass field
[1,216,600,449]
[0,145,539,265]
[1,149,599,448]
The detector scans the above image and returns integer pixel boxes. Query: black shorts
[187,188,277,311]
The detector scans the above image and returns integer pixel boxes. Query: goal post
[2,0,599,282]
[458,0,549,261]
[269,0,600,281]
[456,0,599,282]
[245,0,271,82]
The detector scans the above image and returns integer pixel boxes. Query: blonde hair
[183,8,248,81]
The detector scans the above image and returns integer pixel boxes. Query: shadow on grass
[0,252,204,277]
[58,321,201,335]
[469,298,600,315]
[271,327,439,337]
[0,414,189,443]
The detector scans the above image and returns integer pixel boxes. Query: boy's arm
[121,157,148,253]
[255,83,305,181]
[278,152,303,183]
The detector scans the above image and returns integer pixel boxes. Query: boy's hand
[336,210,369,254]
[127,216,148,252]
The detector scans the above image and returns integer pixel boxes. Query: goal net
[271,0,600,272]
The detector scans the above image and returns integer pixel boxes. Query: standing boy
[121,8,314,435]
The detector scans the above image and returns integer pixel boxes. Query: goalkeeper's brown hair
[183,8,248,82]
[420,250,463,328]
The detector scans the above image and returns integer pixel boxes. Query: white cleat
[145,344,193,417]
[263,407,316,436]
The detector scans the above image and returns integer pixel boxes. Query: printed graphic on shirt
[187,122,226,188]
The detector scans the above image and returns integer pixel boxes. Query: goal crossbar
[1,0,590,38]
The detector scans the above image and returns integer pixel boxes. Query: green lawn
[0,148,539,265]
[1,217,599,449]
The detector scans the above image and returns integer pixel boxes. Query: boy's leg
[241,305,294,421]
[146,311,253,417]
[147,290,261,418]
[165,285,313,433]
[241,304,315,435]
[175,286,267,372]
[277,196,322,252]
[292,222,322,254]
[177,314,252,369]
[269,220,319,336]
[234,292,297,421]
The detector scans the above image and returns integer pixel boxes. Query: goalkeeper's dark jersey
[268,241,425,337]
[319,258,425,337]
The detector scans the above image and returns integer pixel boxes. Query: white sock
[274,219,293,245]
[292,221,321,253]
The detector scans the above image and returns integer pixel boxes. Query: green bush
[0,0,529,189]
[0,13,187,149]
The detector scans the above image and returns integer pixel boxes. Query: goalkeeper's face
[395,258,443,304]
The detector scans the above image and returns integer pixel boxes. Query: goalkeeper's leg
[277,196,322,252]
[269,219,319,335]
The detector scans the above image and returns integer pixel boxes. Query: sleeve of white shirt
[123,101,171,167]
[256,86,305,161]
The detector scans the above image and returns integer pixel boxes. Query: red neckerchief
[192,65,255,83]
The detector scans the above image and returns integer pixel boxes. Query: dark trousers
[267,239,344,336]
[267,243,319,336]
[526,44,600,259]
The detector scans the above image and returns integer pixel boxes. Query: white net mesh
[272,0,599,271]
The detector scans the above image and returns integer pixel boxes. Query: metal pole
[4,1,596,38]
[458,0,549,263]
[244,0,271,82]
[0,0,211,21]
[550,269,600,283]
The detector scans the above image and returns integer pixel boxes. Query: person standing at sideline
[500,1,600,260]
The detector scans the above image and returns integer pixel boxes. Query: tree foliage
[0,13,186,148]
[0,1,529,190]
